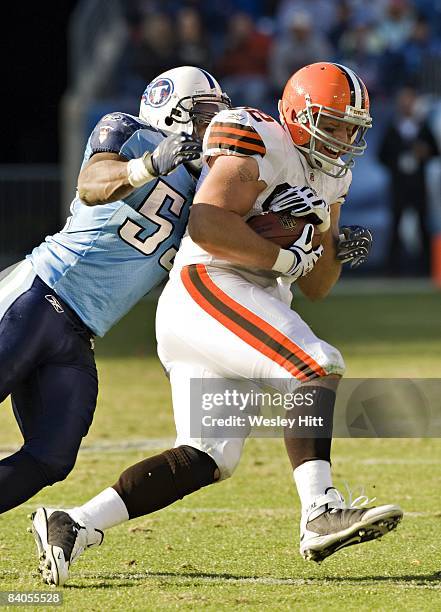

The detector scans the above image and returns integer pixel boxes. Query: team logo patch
[228,110,246,121]
[142,78,174,108]
[103,113,123,121]
[98,125,112,143]
[45,294,64,313]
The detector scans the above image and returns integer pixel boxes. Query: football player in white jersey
[156,61,402,561]
[31,63,402,585]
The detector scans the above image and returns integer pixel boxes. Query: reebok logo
[45,294,64,313]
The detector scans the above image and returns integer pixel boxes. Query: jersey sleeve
[89,113,145,156]
[202,108,279,185]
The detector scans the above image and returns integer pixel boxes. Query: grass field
[0,288,440,611]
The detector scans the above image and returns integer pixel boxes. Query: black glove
[337,225,373,268]
[146,132,202,176]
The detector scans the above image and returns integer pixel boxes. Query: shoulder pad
[89,113,147,155]
[204,108,271,158]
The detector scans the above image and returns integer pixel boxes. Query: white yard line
[0,438,439,461]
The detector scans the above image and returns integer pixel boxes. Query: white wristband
[272,248,295,274]
[127,156,156,188]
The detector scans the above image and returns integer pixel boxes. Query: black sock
[113,446,218,519]
[284,385,335,470]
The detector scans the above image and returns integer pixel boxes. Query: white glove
[270,185,330,233]
[272,223,323,281]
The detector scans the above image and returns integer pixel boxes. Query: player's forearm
[297,230,341,300]
[77,160,135,205]
[189,204,280,269]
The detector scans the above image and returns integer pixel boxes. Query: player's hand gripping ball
[269,185,330,232]
[247,211,323,249]
[247,184,329,248]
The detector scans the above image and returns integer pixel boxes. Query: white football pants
[156,264,345,479]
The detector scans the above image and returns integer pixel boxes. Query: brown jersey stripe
[208,133,265,148]
[209,125,264,141]
[207,137,266,155]
[211,121,258,133]
[181,264,325,380]
[207,142,266,156]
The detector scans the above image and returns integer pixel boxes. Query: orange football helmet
[279,62,372,177]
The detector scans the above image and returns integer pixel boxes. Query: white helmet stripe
[334,63,363,108]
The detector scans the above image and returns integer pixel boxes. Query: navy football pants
[0,261,98,513]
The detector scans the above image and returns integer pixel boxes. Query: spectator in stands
[378,86,439,275]
[215,12,272,109]
[176,8,212,70]
[275,0,338,35]
[413,0,441,35]
[269,11,332,92]
[399,15,441,94]
[374,0,418,96]
[376,0,416,51]
[328,1,354,52]
[337,9,383,97]
[128,13,180,87]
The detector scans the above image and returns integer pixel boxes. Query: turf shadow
[60,569,441,589]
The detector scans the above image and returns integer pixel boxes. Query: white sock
[69,487,129,535]
[294,460,333,513]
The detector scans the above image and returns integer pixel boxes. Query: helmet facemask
[168,93,231,139]
[295,98,372,177]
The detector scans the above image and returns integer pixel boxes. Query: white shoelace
[342,481,377,509]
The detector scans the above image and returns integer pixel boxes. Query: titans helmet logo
[142,78,174,108]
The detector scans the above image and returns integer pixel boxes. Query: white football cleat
[30,507,103,586]
[300,488,403,563]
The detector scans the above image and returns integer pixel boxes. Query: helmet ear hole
[296,127,310,146]
[164,116,174,126]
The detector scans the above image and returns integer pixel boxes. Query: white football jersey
[171,107,352,281]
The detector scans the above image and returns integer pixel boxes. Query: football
[247,211,323,248]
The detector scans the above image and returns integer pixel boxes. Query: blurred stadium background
[2,0,441,283]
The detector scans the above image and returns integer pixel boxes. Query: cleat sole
[301,508,403,563]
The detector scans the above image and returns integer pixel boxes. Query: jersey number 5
[118,180,186,268]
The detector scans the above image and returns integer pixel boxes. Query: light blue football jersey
[29,113,197,336]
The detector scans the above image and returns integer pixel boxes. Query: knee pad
[174,435,246,481]
[324,347,346,376]
[211,439,244,480]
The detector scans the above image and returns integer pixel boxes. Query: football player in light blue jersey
[0,66,230,516]
[30,66,230,337]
